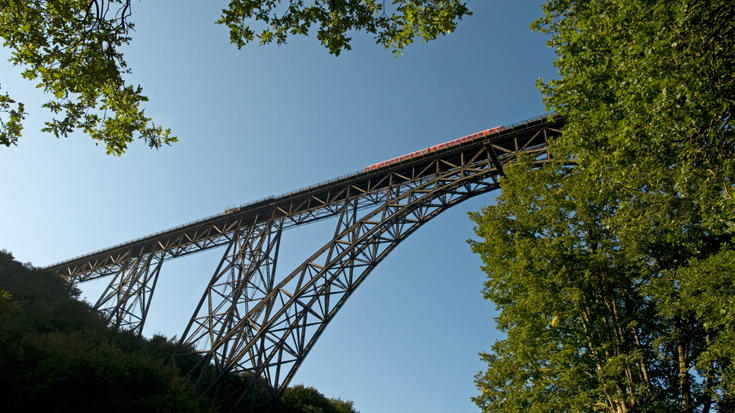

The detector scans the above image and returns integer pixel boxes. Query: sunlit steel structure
[43,114,564,412]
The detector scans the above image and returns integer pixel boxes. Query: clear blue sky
[0,2,557,412]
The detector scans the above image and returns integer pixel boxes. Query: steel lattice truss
[93,251,165,334]
[42,115,564,411]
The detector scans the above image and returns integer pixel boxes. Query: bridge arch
[44,114,563,411]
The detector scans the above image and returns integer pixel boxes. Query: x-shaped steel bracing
[94,251,164,334]
[171,139,551,411]
[46,117,562,412]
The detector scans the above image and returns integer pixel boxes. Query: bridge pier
[94,251,164,335]
[42,115,563,412]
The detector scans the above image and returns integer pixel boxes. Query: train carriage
[363,126,505,172]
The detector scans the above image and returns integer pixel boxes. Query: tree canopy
[533,0,734,230]
[471,1,735,412]
[471,158,734,412]
[0,0,470,155]
[276,384,359,413]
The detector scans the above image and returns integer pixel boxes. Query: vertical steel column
[94,251,165,335]
[222,194,363,411]
[171,218,283,401]
[171,136,553,412]
[198,164,508,411]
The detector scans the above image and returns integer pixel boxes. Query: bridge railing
[44,112,557,270]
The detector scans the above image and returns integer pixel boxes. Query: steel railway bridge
[43,114,564,412]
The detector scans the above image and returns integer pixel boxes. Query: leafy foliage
[1,0,470,154]
[471,1,735,411]
[533,0,735,231]
[0,250,359,412]
[276,384,359,413]
[219,0,471,56]
[0,250,216,412]
[16,331,216,413]
[470,158,734,412]
[0,83,25,146]
[0,0,175,155]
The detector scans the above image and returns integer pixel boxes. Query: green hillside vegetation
[0,250,358,413]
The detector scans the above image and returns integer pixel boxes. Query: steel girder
[178,218,283,369]
[44,116,563,284]
[170,138,553,411]
[39,116,562,409]
[94,251,165,334]
[54,186,392,284]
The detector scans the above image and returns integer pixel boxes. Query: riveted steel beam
[43,115,564,281]
[176,139,553,411]
[94,251,165,335]
[41,115,564,411]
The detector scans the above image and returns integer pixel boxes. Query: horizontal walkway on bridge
[43,113,564,280]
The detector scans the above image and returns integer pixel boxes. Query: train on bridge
[363,126,505,172]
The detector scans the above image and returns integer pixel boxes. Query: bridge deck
[44,114,564,277]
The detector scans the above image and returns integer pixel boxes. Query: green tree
[0,0,175,155]
[470,1,735,411]
[470,158,733,413]
[219,0,471,56]
[0,0,470,155]
[276,384,359,413]
[0,250,362,411]
[14,331,216,413]
[532,0,735,231]
[0,250,217,412]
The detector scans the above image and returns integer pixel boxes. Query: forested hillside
[0,250,358,413]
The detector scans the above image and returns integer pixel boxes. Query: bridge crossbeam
[45,116,561,283]
[169,137,554,411]
[94,250,164,334]
[41,115,564,411]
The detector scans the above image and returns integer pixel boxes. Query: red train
[363,126,505,172]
